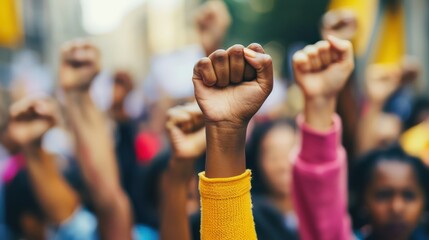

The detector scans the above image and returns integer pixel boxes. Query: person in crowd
[350,146,429,239]
[245,119,298,239]
[290,37,429,239]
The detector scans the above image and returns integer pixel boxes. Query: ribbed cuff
[199,170,251,200]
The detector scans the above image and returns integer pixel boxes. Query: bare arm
[160,103,205,240]
[60,40,133,240]
[356,64,402,154]
[8,98,79,224]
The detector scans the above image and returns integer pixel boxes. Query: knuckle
[229,44,244,56]
[304,45,317,55]
[316,41,330,51]
[212,50,228,62]
[247,43,263,52]
[196,58,211,70]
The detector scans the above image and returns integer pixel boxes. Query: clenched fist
[195,0,231,56]
[321,9,357,41]
[293,36,354,99]
[193,44,273,128]
[166,102,206,161]
[293,36,354,130]
[60,40,100,91]
[8,97,58,148]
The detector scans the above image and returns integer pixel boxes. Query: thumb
[243,48,273,93]
[327,35,354,65]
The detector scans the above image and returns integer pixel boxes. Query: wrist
[304,96,336,132]
[64,89,91,100]
[166,157,196,182]
[22,144,45,161]
[205,123,247,178]
[64,90,92,107]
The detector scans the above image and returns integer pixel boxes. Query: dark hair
[246,118,297,196]
[349,145,429,229]
[4,169,44,236]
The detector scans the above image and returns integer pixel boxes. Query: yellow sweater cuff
[199,170,252,199]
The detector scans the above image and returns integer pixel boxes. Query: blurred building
[92,0,200,81]
[0,0,84,88]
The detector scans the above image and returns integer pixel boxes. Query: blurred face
[365,161,425,240]
[260,125,296,197]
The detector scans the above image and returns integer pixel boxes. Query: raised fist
[321,9,357,41]
[166,102,206,161]
[365,64,401,104]
[195,0,231,56]
[8,97,58,148]
[193,44,273,128]
[293,36,354,101]
[60,40,100,91]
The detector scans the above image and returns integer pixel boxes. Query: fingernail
[243,48,257,58]
[327,34,336,40]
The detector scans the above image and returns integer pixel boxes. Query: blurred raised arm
[8,97,79,225]
[59,40,133,240]
[160,102,205,240]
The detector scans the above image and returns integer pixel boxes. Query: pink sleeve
[292,114,352,240]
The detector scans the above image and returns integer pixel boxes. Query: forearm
[64,91,120,203]
[25,147,79,224]
[64,91,133,239]
[96,190,133,240]
[356,100,384,154]
[160,159,194,240]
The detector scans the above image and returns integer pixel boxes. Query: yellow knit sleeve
[199,170,257,240]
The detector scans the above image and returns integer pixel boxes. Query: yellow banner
[0,0,23,48]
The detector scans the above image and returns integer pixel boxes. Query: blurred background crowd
[0,0,429,239]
